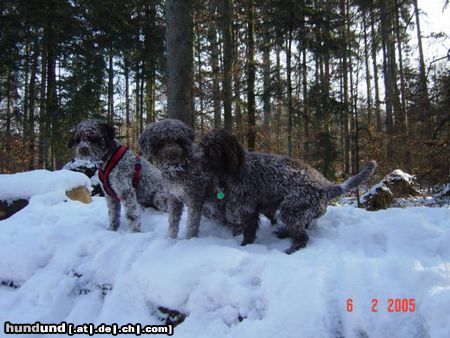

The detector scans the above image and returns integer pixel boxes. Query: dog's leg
[225,201,259,245]
[120,189,142,232]
[280,191,324,254]
[185,197,203,239]
[240,213,259,246]
[168,196,183,239]
[106,196,121,231]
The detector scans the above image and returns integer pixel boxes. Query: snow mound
[0,186,449,337]
[0,170,91,201]
[386,169,415,184]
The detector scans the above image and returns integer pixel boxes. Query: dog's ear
[224,133,245,175]
[185,126,195,143]
[201,129,245,176]
[67,128,77,148]
[99,121,115,146]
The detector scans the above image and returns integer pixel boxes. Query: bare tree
[166,0,194,126]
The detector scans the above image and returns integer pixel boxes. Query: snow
[0,170,91,201]
[0,171,450,338]
[386,169,415,184]
[360,169,417,204]
[360,183,392,204]
[62,159,97,172]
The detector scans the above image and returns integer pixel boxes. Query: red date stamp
[346,298,416,312]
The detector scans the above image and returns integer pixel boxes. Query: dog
[69,119,168,232]
[200,129,377,254]
[138,119,231,239]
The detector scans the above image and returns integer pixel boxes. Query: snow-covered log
[361,169,421,210]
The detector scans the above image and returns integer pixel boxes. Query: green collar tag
[217,191,225,200]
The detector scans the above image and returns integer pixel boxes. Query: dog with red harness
[69,119,169,232]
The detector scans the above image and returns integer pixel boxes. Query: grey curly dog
[200,129,377,254]
[69,119,168,232]
[138,119,236,239]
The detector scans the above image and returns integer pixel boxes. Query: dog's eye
[87,136,102,144]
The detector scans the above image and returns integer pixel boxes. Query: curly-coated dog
[138,119,231,239]
[200,129,377,254]
[69,119,168,232]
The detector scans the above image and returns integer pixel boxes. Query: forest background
[0,0,449,186]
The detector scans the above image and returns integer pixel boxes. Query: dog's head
[68,119,116,163]
[200,129,245,178]
[139,119,195,169]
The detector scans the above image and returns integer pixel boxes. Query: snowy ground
[1,172,450,338]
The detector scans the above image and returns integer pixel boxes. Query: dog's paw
[130,226,141,233]
[240,237,255,246]
[168,229,178,239]
[285,233,309,254]
[273,226,290,239]
[109,223,119,231]
[185,230,199,239]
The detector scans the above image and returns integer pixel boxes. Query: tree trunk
[124,56,130,146]
[234,24,243,143]
[107,47,114,122]
[24,39,30,136]
[140,61,145,133]
[286,29,293,157]
[370,8,382,132]
[46,1,58,169]
[275,44,283,153]
[38,40,47,168]
[395,6,407,134]
[340,0,351,175]
[222,0,233,132]
[144,4,156,124]
[166,0,194,126]
[262,20,271,151]
[246,0,256,150]
[208,2,221,128]
[28,35,39,169]
[363,13,372,129]
[135,61,140,148]
[413,0,430,126]
[302,46,309,159]
[380,0,401,136]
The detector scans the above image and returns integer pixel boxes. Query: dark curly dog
[200,129,377,254]
[138,119,234,239]
[69,119,168,232]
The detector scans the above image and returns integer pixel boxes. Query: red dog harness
[98,145,142,201]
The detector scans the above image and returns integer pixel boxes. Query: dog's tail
[326,161,377,200]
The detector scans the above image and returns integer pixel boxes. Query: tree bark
[208,1,222,128]
[286,29,293,157]
[413,0,430,125]
[28,35,39,169]
[222,0,233,131]
[45,0,58,169]
[166,0,194,126]
[262,19,271,151]
[107,47,114,122]
[363,13,372,129]
[124,56,130,146]
[246,0,256,150]
[340,0,351,175]
[370,8,382,132]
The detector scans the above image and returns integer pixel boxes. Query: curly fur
[139,119,236,239]
[200,129,377,254]
[69,119,168,232]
